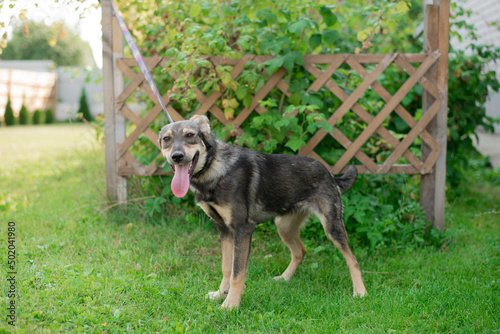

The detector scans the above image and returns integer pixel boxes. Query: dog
[159,115,367,309]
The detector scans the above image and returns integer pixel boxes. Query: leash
[109,0,174,124]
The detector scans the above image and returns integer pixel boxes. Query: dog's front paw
[205,290,227,300]
[273,274,292,282]
[353,289,367,298]
[221,295,241,309]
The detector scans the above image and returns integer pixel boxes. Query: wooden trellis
[102,0,450,229]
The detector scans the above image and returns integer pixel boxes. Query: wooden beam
[112,15,127,206]
[330,52,438,173]
[102,0,127,205]
[420,0,449,230]
[300,53,397,157]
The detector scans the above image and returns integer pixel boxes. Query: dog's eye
[185,133,195,138]
[163,136,171,141]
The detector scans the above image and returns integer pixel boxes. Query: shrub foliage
[111,0,498,248]
[4,96,15,126]
[45,107,54,124]
[78,87,93,122]
[19,104,29,125]
[33,109,43,124]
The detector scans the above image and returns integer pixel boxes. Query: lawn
[0,124,499,333]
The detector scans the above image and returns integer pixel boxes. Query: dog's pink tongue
[171,164,190,198]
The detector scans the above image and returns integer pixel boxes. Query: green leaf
[357,28,371,42]
[201,5,211,16]
[318,121,335,133]
[195,59,211,68]
[393,115,410,132]
[323,30,340,45]
[236,86,248,100]
[243,94,252,109]
[264,56,284,75]
[260,99,278,109]
[354,210,367,223]
[307,123,317,134]
[260,40,283,54]
[252,116,264,129]
[301,92,324,109]
[290,91,302,106]
[263,139,278,152]
[282,51,304,72]
[288,19,309,36]
[228,98,239,108]
[165,47,179,57]
[320,6,337,27]
[257,9,277,24]
[288,78,310,92]
[387,20,397,32]
[284,105,297,115]
[309,33,322,50]
[274,118,290,129]
[285,137,306,152]
[224,107,235,120]
[395,1,410,14]
[290,51,304,65]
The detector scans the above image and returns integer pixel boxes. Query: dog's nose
[171,151,185,163]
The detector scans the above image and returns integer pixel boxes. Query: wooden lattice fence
[102,0,450,229]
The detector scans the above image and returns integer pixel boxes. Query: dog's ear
[189,115,211,136]
[190,114,214,148]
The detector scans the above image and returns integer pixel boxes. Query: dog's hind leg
[274,211,309,281]
[316,209,367,298]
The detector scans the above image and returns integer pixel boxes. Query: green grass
[0,124,499,333]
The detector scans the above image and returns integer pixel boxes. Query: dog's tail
[335,165,358,194]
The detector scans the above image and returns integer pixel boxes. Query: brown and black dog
[159,115,367,309]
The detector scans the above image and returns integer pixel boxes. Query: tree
[18,104,29,125]
[78,87,93,122]
[45,108,54,124]
[1,21,95,67]
[4,96,15,126]
[33,109,42,124]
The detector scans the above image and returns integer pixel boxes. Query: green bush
[121,0,499,188]
[4,96,15,126]
[78,87,93,122]
[45,107,54,124]
[446,44,500,188]
[107,0,498,249]
[33,109,43,124]
[18,104,29,125]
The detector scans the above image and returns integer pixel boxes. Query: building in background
[0,60,57,117]
[0,60,102,121]
[55,67,103,121]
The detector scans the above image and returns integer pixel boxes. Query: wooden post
[102,0,127,204]
[420,0,449,230]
